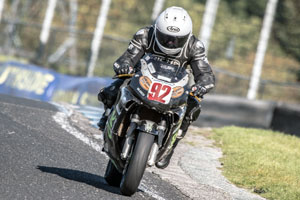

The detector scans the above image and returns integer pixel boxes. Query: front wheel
[120,132,155,196]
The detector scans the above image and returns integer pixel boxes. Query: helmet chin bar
[155,37,182,55]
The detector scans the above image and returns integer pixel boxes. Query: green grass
[210,126,300,200]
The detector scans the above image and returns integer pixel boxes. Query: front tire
[120,132,155,196]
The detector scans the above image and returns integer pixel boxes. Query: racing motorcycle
[102,54,201,196]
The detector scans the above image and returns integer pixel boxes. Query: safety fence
[0,0,299,104]
[0,61,112,105]
[1,61,299,136]
[212,67,300,104]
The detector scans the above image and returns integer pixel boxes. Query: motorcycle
[102,54,201,196]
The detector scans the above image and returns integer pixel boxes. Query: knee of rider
[98,87,115,108]
[102,88,118,109]
[190,106,201,121]
[98,79,123,108]
[187,97,201,121]
[98,88,106,103]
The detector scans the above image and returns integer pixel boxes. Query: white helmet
[155,7,193,55]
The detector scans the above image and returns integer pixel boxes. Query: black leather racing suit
[99,26,215,134]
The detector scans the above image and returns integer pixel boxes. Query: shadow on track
[36,165,121,195]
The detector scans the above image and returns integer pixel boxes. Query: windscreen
[143,55,187,83]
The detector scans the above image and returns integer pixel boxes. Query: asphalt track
[0,94,186,200]
[0,94,266,200]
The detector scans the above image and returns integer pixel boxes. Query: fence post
[199,0,220,52]
[151,0,165,22]
[86,0,111,77]
[69,0,78,72]
[247,0,278,100]
[4,0,20,54]
[0,0,5,23]
[35,0,57,63]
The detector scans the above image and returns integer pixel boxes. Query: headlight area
[172,86,184,98]
[139,76,152,90]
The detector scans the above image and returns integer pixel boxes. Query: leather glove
[191,83,207,97]
[114,62,134,75]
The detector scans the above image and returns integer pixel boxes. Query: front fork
[120,114,167,167]
[120,114,139,160]
[147,120,166,166]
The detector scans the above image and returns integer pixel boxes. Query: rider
[98,6,215,169]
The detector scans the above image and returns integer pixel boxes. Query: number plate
[147,82,172,104]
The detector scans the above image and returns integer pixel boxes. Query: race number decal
[148,82,172,104]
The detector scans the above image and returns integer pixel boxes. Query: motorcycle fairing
[102,54,193,172]
[129,55,190,112]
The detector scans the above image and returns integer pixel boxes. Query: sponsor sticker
[167,26,180,33]
[148,63,156,74]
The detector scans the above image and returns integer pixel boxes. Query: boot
[156,130,184,169]
[97,107,110,131]
[155,147,175,169]
[97,113,108,131]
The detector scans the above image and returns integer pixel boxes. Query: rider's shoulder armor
[186,36,207,63]
[131,26,153,51]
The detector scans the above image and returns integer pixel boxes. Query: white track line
[53,112,105,155]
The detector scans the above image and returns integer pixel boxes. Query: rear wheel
[120,132,155,196]
[104,160,122,187]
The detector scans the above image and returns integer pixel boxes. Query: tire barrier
[270,103,300,136]
[194,94,300,136]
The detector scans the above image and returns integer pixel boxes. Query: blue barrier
[0,61,113,105]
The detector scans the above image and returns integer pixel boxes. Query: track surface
[0,94,186,200]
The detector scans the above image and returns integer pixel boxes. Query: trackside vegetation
[210,126,300,200]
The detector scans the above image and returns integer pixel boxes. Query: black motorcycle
[102,54,200,196]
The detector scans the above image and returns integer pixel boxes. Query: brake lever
[189,92,202,102]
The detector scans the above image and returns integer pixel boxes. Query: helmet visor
[156,29,189,49]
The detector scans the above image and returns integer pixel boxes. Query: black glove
[113,62,134,75]
[191,83,207,97]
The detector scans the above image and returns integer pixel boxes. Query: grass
[209,126,300,200]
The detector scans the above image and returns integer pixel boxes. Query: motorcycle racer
[98,6,215,169]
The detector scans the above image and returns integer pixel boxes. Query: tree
[273,0,300,62]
